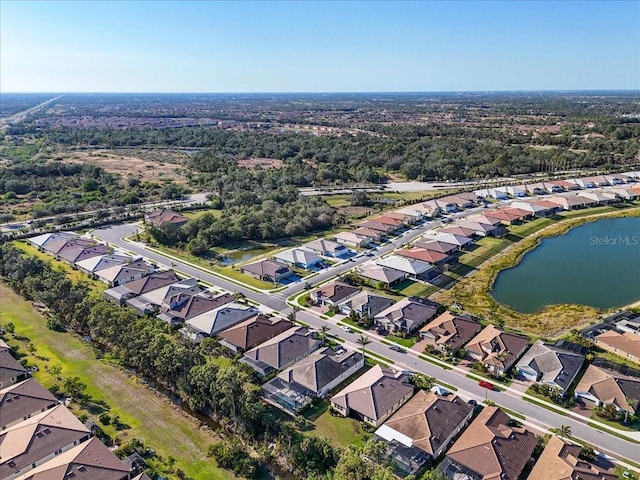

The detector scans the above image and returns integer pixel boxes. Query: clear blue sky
[1,0,638,92]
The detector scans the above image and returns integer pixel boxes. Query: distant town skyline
[1,0,638,93]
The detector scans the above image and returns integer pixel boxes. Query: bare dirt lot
[237,157,284,169]
[62,149,190,184]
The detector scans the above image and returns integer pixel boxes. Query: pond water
[217,247,274,266]
[491,217,640,313]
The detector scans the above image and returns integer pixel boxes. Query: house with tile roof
[396,247,454,268]
[440,407,537,480]
[594,329,640,365]
[262,348,364,413]
[0,404,91,480]
[218,315,293,353]
[145,209,189,227]
[419,311,482,356]
[355,264,407,286]
[516,340,585,393]
[421,232,473,248]
[413,239,459,254]
[374,390,474,475]
[527,435,617,480]
[331,365,414,427]
[14,436,131,480]
[374,298,438,334]
[240,327,322,376]
[358,220,397,234]
[0,378,59,430]
[338,290,395,318]
[240,259,293,283]
[311,281,361,307]
[574,364,640,414]
[352,227,386,242]
[465,325,530,377]
[333,231,372,248]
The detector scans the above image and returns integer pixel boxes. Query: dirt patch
[237,157,284,169]
[61,149,190,184]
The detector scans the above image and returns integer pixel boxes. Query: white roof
[510,201,547,214]
[139,278,200,306]
[421,232,472,246]
[376,255,433,275]
[274,248,322,265]
[334,231,369,243]
[186,302,259,336]
[375,424,414,447]
[28,231,77,247]
[75,254,131,273]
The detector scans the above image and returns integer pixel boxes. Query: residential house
[262,348,364,413]
[374,216,406,231]
[465,214,502,227]
[303,238,352,258]
[116,276,199,311]
[0,343,28,389]
[158,291,233,325]
[503,185,527,197]
[58,243,110,265]
[438,225,478,238]
[28,232,78,251]
[580,190,619,205]
[185,302,260,337]
[465,325,530,376]
[607,187,639,201]
[48,238,95,259]
[374,298,438,334]
[333,231,372,248]
[217,315,293,353]
[509,201,551,217]
[384,211,418,225]
[419,312,482,356]
[145,209,189,227]
[13,437,131,480]
[614,313,640,335]
[376,255,435,280]
[515,340,585,393]
[103,269,181,307]
[502,207,533,221]
[396,247,455,269]
[356,264,407,286]
[95,258,155,287]
[240,327,322,376]
[76,254,131,275]
[604,174,626,186]
[525,182,551,195]
[374,390,474,475]
[527,435,617,480]
[359,220,398,235]
[442,195,475,209]
[273,248,323,269]
[574,364,640,414]
[311,281,361,307]
[474,188,509,200]
[528,198,563,214]
[482,208,522,224]
[338,291,396,318]
[0,378,59,430]
[548,180,581,191]
[395,206,429,222]
[413,239,459,255]
[0,404,91,480]
[570,177,597,189]
[331,365,414,427]
[352,227,385,242]
[420,232,473,249]
[416,200,445,216]
[594,330,640,365]
[440,407,537,480]
[456,220,503,237]
[241,259,293,283]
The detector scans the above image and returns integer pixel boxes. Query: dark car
[389,345,405,353]
[478,380,494,390]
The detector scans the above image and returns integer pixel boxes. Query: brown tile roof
[382,390,473,456]
[374,216,405,227]
[0,405,91,480]
[439,225,477,237]
[396,247,449,264]
[331,365,413,423]
[312,281,360,304]
[445,407,537,480]
[595,330,640,364]
[527,436,617,480]
[217,315,293,351]
[465,325,530,371]
[575,365,640,413]
[0,378,59,429]
[358,221,393,233]
[15,437,130,480]
[352,227,384,239]
[419,312,482,353]
[146,209,189,227]
[120,270,181,295]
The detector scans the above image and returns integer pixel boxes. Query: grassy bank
[433,205,640,336]
[0,283,234,480]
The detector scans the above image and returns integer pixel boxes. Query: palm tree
[557,424,572,440]
[319,325,330,345]
[357,334,371,357]
[287,305,301,324]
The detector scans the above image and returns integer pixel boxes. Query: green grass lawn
[386,335,416,348]
[0,283,234,480]
[392,279,439,298]
[302,400,369,448]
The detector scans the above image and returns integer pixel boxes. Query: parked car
[467,399,478,406]
[389,345,405,353]
[478,380,494,390]
[334,348,346,356]
[339,325,352,333]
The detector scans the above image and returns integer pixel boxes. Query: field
[0,283,235,480]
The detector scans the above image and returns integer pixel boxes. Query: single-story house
[376,255,435,280]
[356,264,407,286]
[420,232,473,249]
[28,231,78,252]
[442,195,475,209]
[465,213,502,227]
[352,227,386,242]
[528,435,617,480]
[474,188,509,200]
[338,290,396,318]
[185,302,260,337]
[0,344,29,389]
[129,277,200,310]
[374,298,438,334]
[395,206,429,221]
[145,209,189,227]
[383,211,418,225]
[241,259,293,283]
[76,254,131,275]
[503,185,527,197]
[240,327,322,376]
[0,377,59,430]
[580,190,619,205]
[311,281,361,307]
[594,330,640,365]
[604,174,626,186]
[263,348,364,413]
[374,390,474,475]
[525,182,553,195]
[419,311,482,355]
[482,208,522,224]
[59,243,110,265]
[273,248,323,270]
[48,238,95,258]
[396,247,454,269]
[158,291,233,325]
[528,198,563,214]
[103,270,183,305]
[331,365,414,427]
[440,407,537,480]
[438,225,477,238]
[509,201,552,217]
[548,180,581,191]
[574,364,640,414]
[359,220,398,234]
[333,231,372,248]
[570,177,596,189]
[217,316,293,353]
[456,220,504,237]
[374,216,406,230]
[94,258,155,287]
[546,195,590,210]
[302,238,351,258]
[413,239,459,254]
[465,325,530,376]
[515,340,585,393]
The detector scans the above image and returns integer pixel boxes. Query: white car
[339,325,352,333]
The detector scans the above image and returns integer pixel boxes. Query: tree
[319,325,330,345]
[357,334,371,357]
[4,322,15,335]
[49,362,62,378]
[557,424,572,440]
[412,374,435,391]
[62,376,87,399]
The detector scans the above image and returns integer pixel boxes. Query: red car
[478,380,494,390]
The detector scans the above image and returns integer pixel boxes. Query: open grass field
[434,204,640,337]
[0,283,235,480]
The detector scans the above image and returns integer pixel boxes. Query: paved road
[0,95,64,131]
[92,219,640,463]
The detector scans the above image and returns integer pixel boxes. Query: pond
[491,217,640,313]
